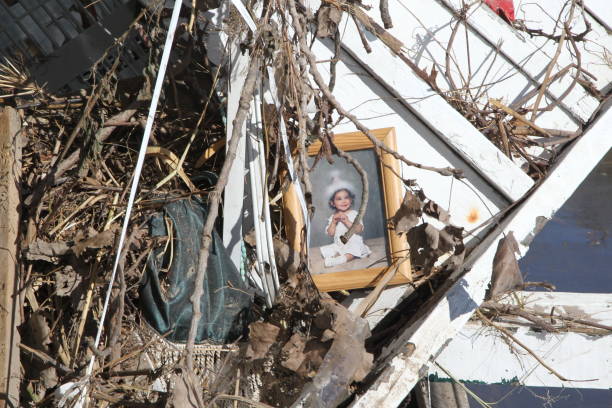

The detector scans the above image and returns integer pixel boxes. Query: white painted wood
[377,0,581,131]
[432,321,612,389]
[582,0,612,32]
[351,107,612,407]
[335,16,535,202]
[223,36,249,271]
[441,0,601,122]
[515,0,612,93]
[343,285,414,328]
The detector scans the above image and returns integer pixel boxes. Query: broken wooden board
[0,106,21,408]
[351,106,611,407]
[433,291,612,389]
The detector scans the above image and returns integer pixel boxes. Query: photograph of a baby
[308,150,390,275]
[320,183,372,268]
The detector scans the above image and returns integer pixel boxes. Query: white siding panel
[442,0,602,122]
[351,107,612,408]
[433,319,612,389]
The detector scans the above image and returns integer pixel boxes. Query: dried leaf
[22,312,58,389]
[246,322,280,360]
[438,225,464,252]
[489,232,523,298]
[25,239,70,262]
[167,371,202,408]
[423,200,450,224]
[297,340,330,378]
[54,265,82,297]
[316,5,343,38]
[389,191,423,234]
[72,229,115,257]
[408,223,465,273]
[281,333,307,372]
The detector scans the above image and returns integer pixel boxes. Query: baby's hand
[335,213,347,222]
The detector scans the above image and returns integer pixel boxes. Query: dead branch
[529,0,577,120]
[185,53,263,370]
[379,0,393,29]
[480,301,558,332]
[490,98,552,137]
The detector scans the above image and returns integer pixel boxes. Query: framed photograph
[283,127,411,292]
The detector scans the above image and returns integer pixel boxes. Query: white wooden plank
[223,35,249,270]
[432,321,612,389]
[0,107,22,408]
[336,17,535,202]
[377,0,582,130]
[441,0,601,122]
[582,0,612,31]
[351,107,612,407]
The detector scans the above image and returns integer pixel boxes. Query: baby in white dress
[320,188,371,267]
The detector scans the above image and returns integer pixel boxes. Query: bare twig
[529,0,577,120]
[490,98,552,137]
[476,309,596,382]
[352,14,372,53]
[379,0,393,29]
[480,301,558,332]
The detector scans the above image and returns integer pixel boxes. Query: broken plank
[440,0,601,122]
[351,106,612,407]
[433,319,612,389]
[0,107,21,408]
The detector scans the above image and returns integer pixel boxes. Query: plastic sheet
[139,198,253,343]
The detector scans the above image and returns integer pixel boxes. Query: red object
[484,0,515,22]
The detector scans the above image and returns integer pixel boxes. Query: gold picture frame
[283,127,411,292]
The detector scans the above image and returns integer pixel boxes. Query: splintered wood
[0,107,21,408]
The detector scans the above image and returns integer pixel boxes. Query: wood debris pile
[0,0,608,406]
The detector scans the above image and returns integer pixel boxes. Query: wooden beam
[0,106,22,408]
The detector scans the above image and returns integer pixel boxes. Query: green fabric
[138,198,252,344]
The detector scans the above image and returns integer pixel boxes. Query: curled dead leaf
[246,322,280,360]
[389,190,424,234]
[281,333,307,372]
[489,232,523,299]
[316,5,343,38]
[423,200,450,224]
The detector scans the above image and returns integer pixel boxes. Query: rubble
[0,0,609,406]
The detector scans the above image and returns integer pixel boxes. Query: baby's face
[332,190,352,211]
